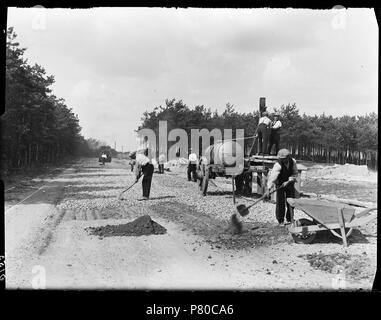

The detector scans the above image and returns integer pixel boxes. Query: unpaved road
[4,158,377,290]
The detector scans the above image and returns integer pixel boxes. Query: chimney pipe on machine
[259,97,266,117]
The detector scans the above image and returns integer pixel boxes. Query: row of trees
[274,104,378,169]
[2,28,112,175]
[139,99,378,170]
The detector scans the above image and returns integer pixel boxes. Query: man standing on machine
[257,111,272,155]
[268,113,282,155]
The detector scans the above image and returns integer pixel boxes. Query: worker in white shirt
[257,111,272,155]
[100,151,107,165]
[158,153,166,174]
[135,148,154,200]
[268,113,282,155]
[187,148,198,182]
[265,148,298,226]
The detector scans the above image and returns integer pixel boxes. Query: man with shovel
[265,148,298,226]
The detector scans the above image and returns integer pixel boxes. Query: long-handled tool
[236,183,285,217]
[118,180,138,200]
[247,126,260,156]
[230,180,292,233]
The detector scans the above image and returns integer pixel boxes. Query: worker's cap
[277,148,290,159]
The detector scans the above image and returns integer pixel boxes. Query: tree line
[139,99,378,170]
[2,28,112,175]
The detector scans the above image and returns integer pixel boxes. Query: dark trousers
[257,123,270,155]
[187,164,197,181]
[234,174,244,193]
[234,173,252,195]
[268,131,280,155]
[142,163,154,198]
[158,164,164,173]
[276,183,295,223]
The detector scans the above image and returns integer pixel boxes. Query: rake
[118,180,138,200]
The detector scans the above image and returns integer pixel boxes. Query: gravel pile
[150,201,292,250]
[86,215,166,237]
[298,252,372,280]
[306,164,377,183]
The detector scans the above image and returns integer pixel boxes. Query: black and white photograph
[2,6,379,292]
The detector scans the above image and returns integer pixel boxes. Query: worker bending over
[135,148,154,200]
[266,148,298,226]
[257,111,272,155]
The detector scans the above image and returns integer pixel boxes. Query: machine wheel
[200,166,209,196]
[291,218,317,244]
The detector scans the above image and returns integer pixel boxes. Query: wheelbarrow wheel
[291,218,317,244]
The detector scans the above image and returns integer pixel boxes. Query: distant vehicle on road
[99,150,112,165]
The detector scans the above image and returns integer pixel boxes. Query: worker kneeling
[265,148,298,226]
[135,148,154,200]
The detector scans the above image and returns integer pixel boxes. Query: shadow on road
[311,228,369,245]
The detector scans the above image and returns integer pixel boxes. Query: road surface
[4,158,377,290]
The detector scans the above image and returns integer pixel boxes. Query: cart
[197,155,305,203]
[197,155,274,201]
[287,198,377,247]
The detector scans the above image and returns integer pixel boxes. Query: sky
[7,7,378,151]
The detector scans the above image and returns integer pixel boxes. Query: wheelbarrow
[287,198,377,247]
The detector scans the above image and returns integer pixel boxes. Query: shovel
[236,183,286,217]
[231,180,291,233]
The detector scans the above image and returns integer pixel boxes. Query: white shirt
[135,154,151,179]
[158,154,165,163]
[272,120,282,130]
[188,153,198,163]
[136,153,150,166]
[267,158,298,189]
[258,116,271,126]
